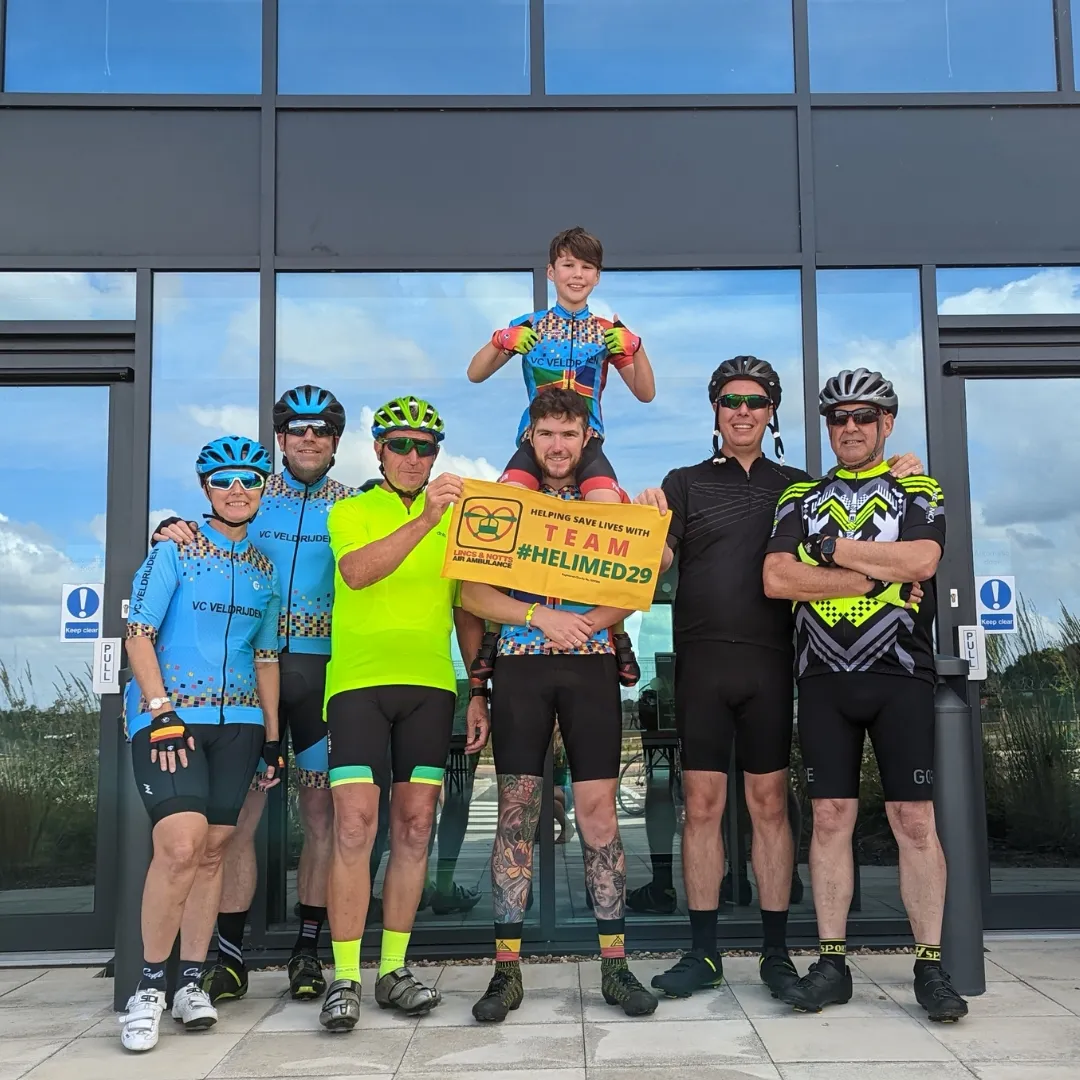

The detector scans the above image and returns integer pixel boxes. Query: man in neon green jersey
[318,396,488,1033]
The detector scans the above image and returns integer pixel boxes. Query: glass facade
[816,269,928,469]
[4,0,262,93]
[808,0,1057,93]
[278,1,530,95]
[544,0,794,95]
[0,272,135,320]
[938,267,1080,314]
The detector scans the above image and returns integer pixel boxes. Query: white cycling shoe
[171,983,218,1030]
[120,988,167,1052]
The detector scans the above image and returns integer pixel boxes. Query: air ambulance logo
[457,496,522,554]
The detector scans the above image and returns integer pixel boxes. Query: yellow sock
[379,929,411,977]
[332,938,361,983]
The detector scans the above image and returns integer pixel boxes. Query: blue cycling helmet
[195,436,273,478]
[273,385,346,434]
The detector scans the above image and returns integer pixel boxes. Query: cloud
[939,268,1080,316]
[186,404,262,438]
[0,271,135,320]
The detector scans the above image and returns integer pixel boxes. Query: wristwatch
[819,536,838,566]
[469,686,490,700]
[148,696,170,711]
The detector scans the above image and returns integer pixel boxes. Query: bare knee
[682,775,726,828]
[390,804,436,856]
[887,801,937,850]
[746,774,788,826]
[155,833,204,878]
[812,799,858,840]
[333,798,378,856]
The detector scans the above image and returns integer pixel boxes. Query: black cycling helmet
[273,385,347,434]
[819,367,899,416]
[708,355,782,409]
[707,355,785,464]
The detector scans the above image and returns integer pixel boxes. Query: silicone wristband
[524,602,539,626]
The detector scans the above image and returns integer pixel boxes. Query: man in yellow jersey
[318,396,488,1033]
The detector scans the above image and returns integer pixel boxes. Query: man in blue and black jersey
[153,385,361,1002]
[764,368,968,1022]
[119,437,281,1053]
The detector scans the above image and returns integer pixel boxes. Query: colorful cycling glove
[603,319,641,358]
[492,323,539,355]
[148,709,193,755]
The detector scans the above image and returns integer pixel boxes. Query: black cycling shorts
[281,652,329,785]
[674,641,795,775]
[797,672,935,802]
[131,723,264,827]
[500,437,620,498]
[325,685,456,792]
[490,654,622,781]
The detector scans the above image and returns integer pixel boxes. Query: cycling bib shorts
[490,654,621,781]
[326,686,456,791]
[797,672,935,802]
[675,641,795,775]
[131,723,264,826]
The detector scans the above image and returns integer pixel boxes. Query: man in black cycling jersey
[634,357,923,1000]
[462,389,658,1023]
[152,386,360,1003]
[764,368,967,1022]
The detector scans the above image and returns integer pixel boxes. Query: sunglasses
[826,406,882,427]
[380,436,439,458]
[718,393,772,411]
[206,469,266,491]
[283,419,338,438]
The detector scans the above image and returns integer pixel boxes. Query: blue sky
[3,0,1065,94]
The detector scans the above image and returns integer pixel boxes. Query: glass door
[964,377,1080,908]
[0,332,139,951]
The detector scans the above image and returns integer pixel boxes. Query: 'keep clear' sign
[60,583,104,641]
[975,575,1017,634]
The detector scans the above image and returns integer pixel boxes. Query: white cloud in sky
[940,268,1080,316]
[0,271,135,320]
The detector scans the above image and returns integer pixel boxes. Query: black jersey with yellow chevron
[766,461,945,683]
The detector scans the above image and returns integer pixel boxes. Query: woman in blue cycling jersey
[118,436,283,1054]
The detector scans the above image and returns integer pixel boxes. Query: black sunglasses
[718,393,772,411]
[283,419,338,438]
[381,436,439,458]
[826,406,882,427]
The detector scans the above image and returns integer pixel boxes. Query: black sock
[689,908,718,958]
[179,959,204,987]
[650,853,673,891]
[216,909,248,971]
[914,943,941,976]
[819,938,847,973]
[139,960,167,992]
[761,908,789,951]
[293,904,327,956]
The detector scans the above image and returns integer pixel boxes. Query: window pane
[816,269,928,469]
[150,273,260,529]
[0,385,106,914]
[938,267,1080,314]
[278,0,529,95]
[808,0,1056,93]
[0,272,135,319]
[4,0,261,93]
[545,0,794,94]
[276,271,532,929]
[550,270,806,488]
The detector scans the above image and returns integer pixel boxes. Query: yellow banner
[442,478,670,611]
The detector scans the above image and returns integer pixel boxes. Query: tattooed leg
[491,774,543,925]
[573,778,625,920]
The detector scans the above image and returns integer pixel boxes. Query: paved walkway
[2,939,1079,1079]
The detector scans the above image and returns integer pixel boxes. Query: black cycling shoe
[201,961,248,1004]
[472,965,524,1022]
[720,871,754,907]
[759,948,800,999]
[602,964,658,1016]
[613,632,641,688]
[288,952,326,1001]
[650,950,723,998]
[914,966,969,1022]
[428,882,482,916]
[470,631,499,681]
[781,959,853,1012]
[626,881,678,915]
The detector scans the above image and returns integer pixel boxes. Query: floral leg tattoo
[582,833,627,922]
[491,774,543,924]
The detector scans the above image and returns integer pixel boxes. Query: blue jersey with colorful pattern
[252,470,358,654]
[124,523,281,736]
[510,303,633,443]
[497,485,615,657]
